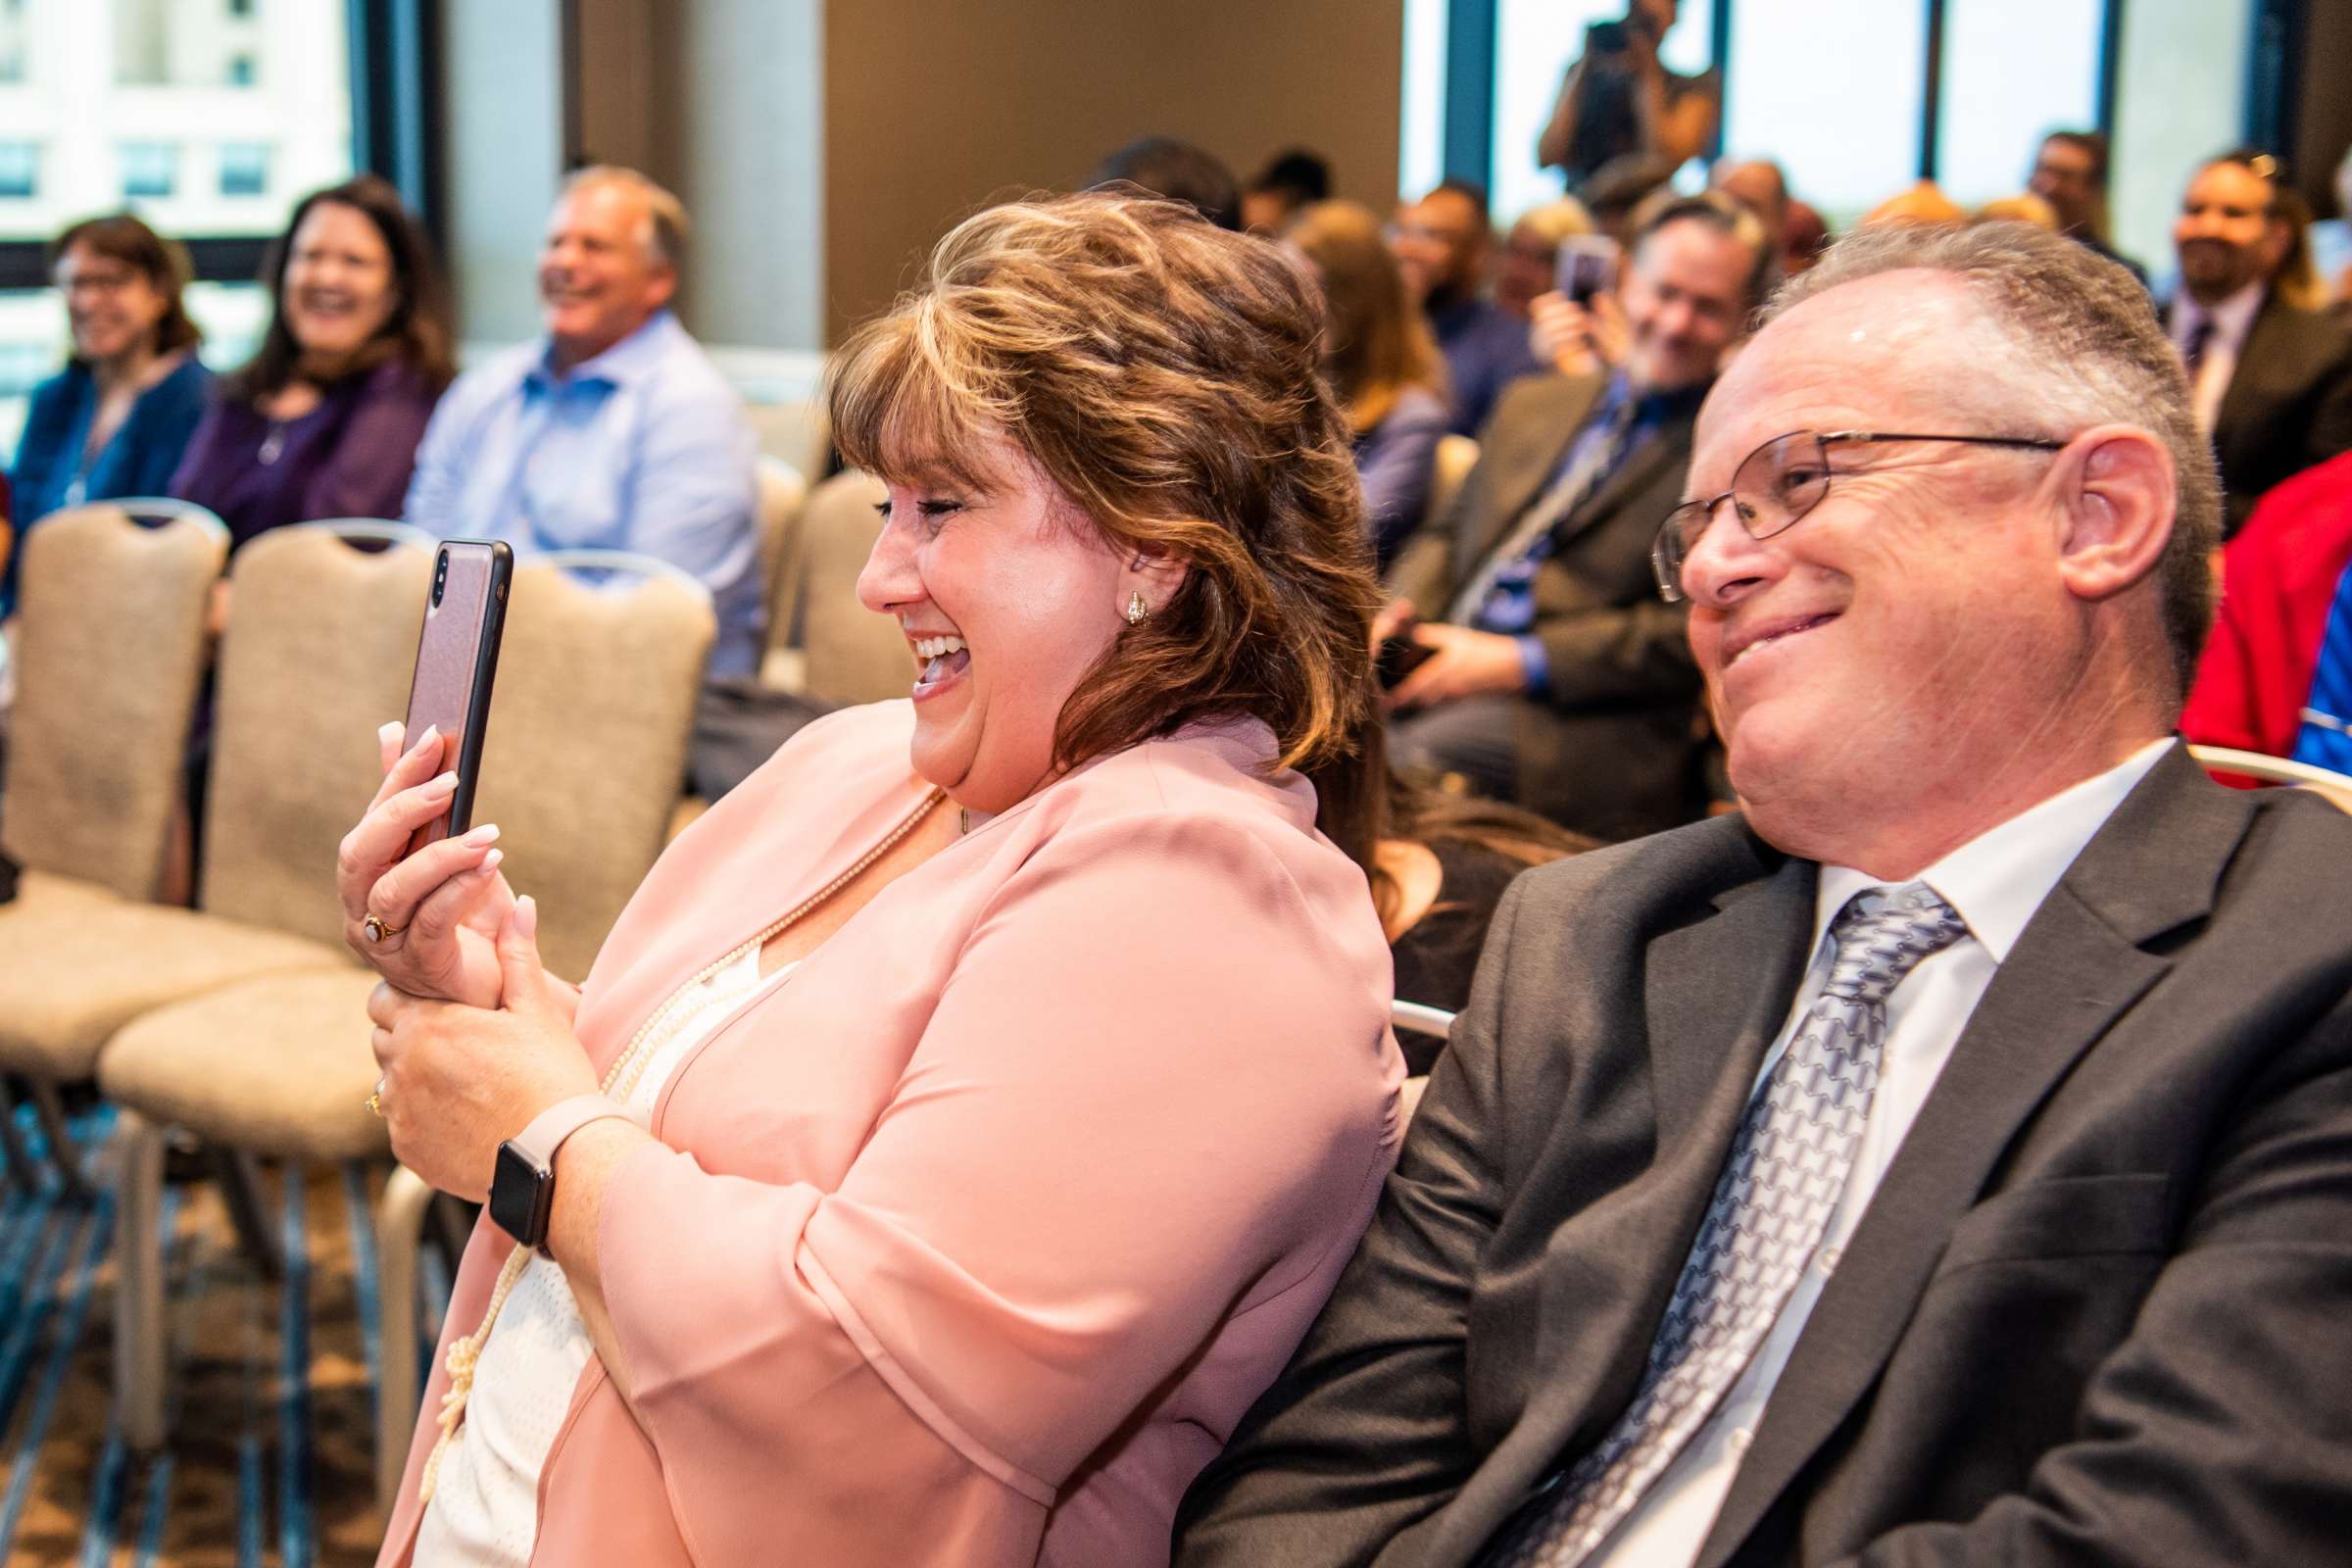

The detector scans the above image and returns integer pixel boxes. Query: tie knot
[1823,884,1968,1005]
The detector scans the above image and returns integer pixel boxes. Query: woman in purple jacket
[172,174,455,546]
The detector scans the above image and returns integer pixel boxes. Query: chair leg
[374,1164,436,1512]
[209,1147,283,1279]
[0,1077,43,1194]
[27,1078,90,1198]
[114,1109,171,1450]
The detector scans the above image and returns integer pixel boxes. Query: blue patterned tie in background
[1483,883,1969,1568]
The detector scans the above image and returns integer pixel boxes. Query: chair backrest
[756,457,809,668]
[743,398,833,487]
[795,470,912,707]
[1427,434,1480,533]
[200,524,434,943]
[2186,743,2352,811]
[2,502,230,898]
[472,551,716,979]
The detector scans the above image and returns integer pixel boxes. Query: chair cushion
[0,881,350,1078]
[98,969,391,1163]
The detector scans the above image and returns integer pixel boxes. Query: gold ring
[363,913,405,944]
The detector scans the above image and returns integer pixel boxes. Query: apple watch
[489,1094,633,1251]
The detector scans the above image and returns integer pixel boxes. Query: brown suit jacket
[1177,747,2352,1567]
[2211,289,2352,537]
[1388,371,1703,839]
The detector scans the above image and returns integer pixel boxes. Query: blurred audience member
[171,175,452,549]
[404,167,763,675]
[1862,179,1967,228]
[2171,148,2352,536]
[1243,148,1333,235]
[1709,158,1788,238]
[2307,146,2352,307]
[1976,194,2060,230]
[2182,450,2352,770]
[1391,179,1538,436]
[1494,197,1595,319]
[1289,201,1452,570]
[2032,128,2149,285]
[1782,198,1831,274]
[1538,0,1718,200]
[1090,136,1242,230]
[1382,193,1765,840]
[5,214,211,615]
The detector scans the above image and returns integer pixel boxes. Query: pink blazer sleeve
[591,808,1397,1561]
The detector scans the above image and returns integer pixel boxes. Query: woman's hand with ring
[338,720,515,1009]
[368,896,598,1201]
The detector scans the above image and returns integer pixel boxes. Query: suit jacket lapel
[2214,290,2291,451]
[1456,375,1603,585]
[1694,747,2256,1568]
[1551,413,1693,556]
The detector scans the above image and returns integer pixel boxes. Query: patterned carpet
[0,1109,448,1566]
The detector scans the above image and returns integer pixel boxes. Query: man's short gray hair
[1761,220,2219,699]
[562,165,690,271]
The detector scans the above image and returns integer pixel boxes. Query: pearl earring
[1124,591,1151,626]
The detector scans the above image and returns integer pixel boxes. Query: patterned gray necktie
[1483,883,1969,1568]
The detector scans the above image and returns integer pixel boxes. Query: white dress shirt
[1584,739,2173,1568]
[2169,282,2265,436]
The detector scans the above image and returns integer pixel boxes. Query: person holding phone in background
[339,191,1401,1568]
[1379,193,1766,841]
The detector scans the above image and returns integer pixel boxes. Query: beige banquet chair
[0,499,285,1191]
[98,547,714,1497]
[781,469,912,707]
[1392,1001,1455,1127]
[755,455,810,688]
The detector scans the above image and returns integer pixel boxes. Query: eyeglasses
[1650,429,2066,603]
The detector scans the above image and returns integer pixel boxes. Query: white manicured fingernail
[426,770,459,793]
[467,823,500,845]
[480,849,504,872]
[378,721,402,747]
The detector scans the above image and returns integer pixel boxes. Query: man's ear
[2054,424,2175,603]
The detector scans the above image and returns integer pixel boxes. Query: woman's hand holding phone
[1531,288,1631,380]
[337,720,516,1010]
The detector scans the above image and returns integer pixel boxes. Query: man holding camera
[1381,193,1764,841]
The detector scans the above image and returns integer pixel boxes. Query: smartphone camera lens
[432,552,447,607]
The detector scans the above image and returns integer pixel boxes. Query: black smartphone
[1555,234,1623,305]
[401,540,513,853]
[1377,622,1438,690]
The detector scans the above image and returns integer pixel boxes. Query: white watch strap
[511,1093,633,1170]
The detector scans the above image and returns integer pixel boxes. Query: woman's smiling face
[856,435,1137,812]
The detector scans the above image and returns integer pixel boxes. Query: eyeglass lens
[1655,432,1835,600]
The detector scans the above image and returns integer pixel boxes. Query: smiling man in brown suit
[1382,194,1766,842]
[1178,222,2352,1567]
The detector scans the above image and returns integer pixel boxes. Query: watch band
[512,1093,635,1169]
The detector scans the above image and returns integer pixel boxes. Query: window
[119,142,178,200]
[219,142,270,198]
[225,51,256,86]
[1721,2,1930,229]
[0,142,35,201]
[229,0,256,15]
[1935,0,2105,209]
[1489,0,1714,222]
[2111,0,2254,279]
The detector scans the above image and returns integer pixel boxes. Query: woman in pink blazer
[336,192,1403,1567]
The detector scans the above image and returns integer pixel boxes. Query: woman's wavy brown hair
[828,190,1386,864]
[1284,199,1446,432]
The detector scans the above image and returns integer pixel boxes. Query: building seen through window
[0,0,353,449]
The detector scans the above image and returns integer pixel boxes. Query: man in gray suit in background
[1178,222,2352,1565]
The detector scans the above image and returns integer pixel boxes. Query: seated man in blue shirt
[405,166,762,675]
[1381,193,1765,841]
